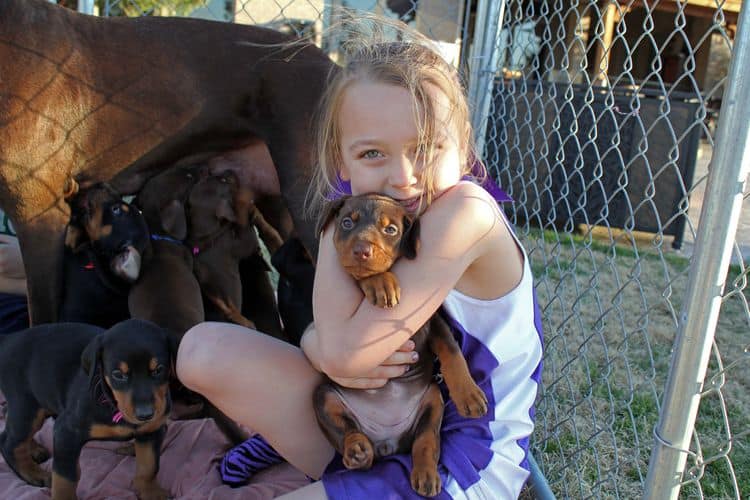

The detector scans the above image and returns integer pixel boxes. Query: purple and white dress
[220,179,544,499]
[321,186,544,499]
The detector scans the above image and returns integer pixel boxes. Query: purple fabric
[220,434,285,487]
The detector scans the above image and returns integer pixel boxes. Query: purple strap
[220,434,285,486]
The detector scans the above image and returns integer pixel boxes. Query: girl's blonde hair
[306,15,481,217]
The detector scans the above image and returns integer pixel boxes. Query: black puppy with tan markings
[0,319,175,500]
[313,193,489,497]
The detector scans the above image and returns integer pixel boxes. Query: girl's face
[337,81,463,213]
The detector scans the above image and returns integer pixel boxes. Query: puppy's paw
[359,271,400,308]
[452,381,489,418]
[411,464,441,497]
[342,432,374,470]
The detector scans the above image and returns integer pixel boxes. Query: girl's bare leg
[176,321,335,479]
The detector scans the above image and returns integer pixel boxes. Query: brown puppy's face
[187,171,239,240]
[332,194,416,280]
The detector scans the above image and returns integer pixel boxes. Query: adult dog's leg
[15,206,70,325]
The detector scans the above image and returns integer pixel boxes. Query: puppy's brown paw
[359,271,400,308]
[115,442,136,456]
[342,432,374,470]
[452,381,489,418]
[411,464,441,497]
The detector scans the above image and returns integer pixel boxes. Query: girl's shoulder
[430,181,504,234]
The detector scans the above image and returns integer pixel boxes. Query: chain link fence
[51,0,750,497]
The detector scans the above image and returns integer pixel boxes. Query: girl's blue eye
[361,150,382,159]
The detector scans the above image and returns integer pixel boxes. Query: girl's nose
[389,155,418,188]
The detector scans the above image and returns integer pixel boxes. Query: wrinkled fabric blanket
[0,393,309,499]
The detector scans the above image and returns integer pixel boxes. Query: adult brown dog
[313,194,489,497]
[0,0,333,324]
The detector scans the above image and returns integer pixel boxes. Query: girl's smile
[337,81,462,208]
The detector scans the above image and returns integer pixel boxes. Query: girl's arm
[307,182,512,378]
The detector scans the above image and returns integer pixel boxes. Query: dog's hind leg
[410,383,444,498]
[313,382,374,471]
[51,417,86,500]
[0,403,51,487]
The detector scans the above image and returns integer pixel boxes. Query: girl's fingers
[380,349,419,366]
[327,375,389,389]
[395,340,416,352]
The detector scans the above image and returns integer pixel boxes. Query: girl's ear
[338,165,351,181]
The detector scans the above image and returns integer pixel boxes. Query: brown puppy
[0,0,333,325]
[128,164,206,337]
[186,170,284,339]
[313,194,489,497]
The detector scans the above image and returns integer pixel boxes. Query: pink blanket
[0,393,310,499]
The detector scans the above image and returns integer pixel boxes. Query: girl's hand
[326,339,419,389]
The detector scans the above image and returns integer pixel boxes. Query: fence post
[643,3,750,498]
[467,0,506,158]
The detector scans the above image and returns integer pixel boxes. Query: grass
[521,224,749,499]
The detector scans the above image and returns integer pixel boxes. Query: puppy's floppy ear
[166,331,180,377]
[316,197,348,237]
[160,200,188,240]
[81,334,104,391]
[400,216,421,260]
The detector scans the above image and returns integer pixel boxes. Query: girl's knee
[176,323,216,390]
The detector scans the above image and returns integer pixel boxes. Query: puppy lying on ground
[313,194,488,497]
[0,319,175,500]
[61,183,150,328]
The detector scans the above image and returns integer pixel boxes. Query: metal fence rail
[48,0,750,497]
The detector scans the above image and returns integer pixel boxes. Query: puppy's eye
[186,173,194,180]
[151,365,165,378]
[341,217,354,230]
[111,205,122,215]
[383,224,399,236]
[111,370,128,382]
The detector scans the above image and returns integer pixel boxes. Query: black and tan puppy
[0,319,175,500]
[61,183,150,327]
[313,194,489,497]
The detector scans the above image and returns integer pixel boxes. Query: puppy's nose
[353,242,373,261]
[134,405,155,421]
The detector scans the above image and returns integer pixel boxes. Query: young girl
[176,35,543,500]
